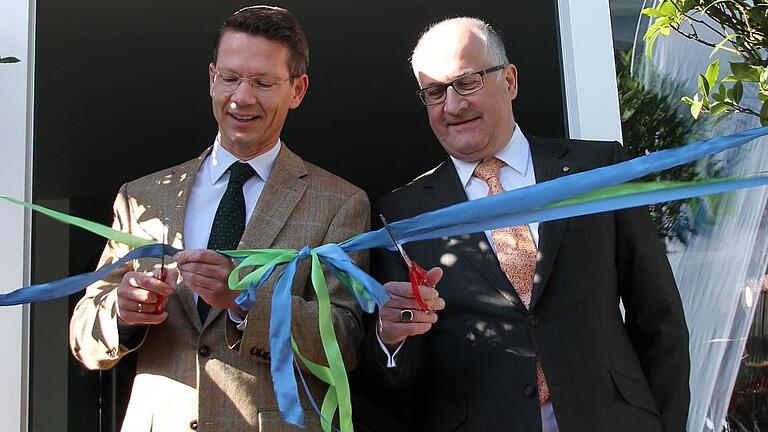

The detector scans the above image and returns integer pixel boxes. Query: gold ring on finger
[400,309,414,322]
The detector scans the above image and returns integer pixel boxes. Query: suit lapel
[201,144,308,329]
[528,136,579,309]
[240,144,308,250]
[161,149,209,332]
[421,159,522,307]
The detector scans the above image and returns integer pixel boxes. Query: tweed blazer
[70,144,370,431]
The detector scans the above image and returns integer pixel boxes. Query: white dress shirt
[183,135,281,321]
[449,124,539,249]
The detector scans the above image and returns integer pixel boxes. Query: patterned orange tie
[473,157,550,405]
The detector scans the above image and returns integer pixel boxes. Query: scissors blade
[379,214,414,269]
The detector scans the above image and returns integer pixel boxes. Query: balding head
[408,17,518,162]
[411,17,508,83]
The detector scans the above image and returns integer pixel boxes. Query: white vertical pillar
[557,0,623,142]
[0,0,35,430]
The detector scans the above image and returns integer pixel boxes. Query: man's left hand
[174,249,245,316]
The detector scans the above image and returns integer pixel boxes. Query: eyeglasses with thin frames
[211,67,295,95]
[416,64,507,106]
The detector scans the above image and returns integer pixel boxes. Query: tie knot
[473,157,506,183]
[228,162,256,186]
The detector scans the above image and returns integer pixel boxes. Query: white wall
[0,0,34,429]
[558,0,623,142]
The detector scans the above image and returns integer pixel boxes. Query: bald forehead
[412,20,490,82]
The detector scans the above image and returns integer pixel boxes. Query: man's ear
[289,74,309,109]
[504,64,518,101]
[208,63,217,98]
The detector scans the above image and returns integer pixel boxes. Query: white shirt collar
[450,123,531,188]
[208,136,281,185]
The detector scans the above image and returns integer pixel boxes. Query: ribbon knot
[297,245,312,260]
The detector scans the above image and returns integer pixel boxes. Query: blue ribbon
[0,243,179,305]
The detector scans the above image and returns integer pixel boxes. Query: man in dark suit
[355,16,689,432]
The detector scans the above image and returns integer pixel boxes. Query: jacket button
[250,346,263,356]
[189,419,198,430]
[528,314,539,327]
[198,345,210,357]
[523,384,536,397]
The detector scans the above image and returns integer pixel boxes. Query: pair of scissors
[155,196,169,314]
[156,224,167,313]
[379,214,433,313]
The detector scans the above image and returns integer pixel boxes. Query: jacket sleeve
[613,142,691,432]
[69,184,149,370]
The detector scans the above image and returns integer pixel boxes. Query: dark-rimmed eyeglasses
[416,64,507,106]
[212,67,294,94]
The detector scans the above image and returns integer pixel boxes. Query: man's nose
[443,87,468,115]
[230,81,258,106]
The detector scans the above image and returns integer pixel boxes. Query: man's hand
[174,249,245,316]
[117,269,176,325]
[378,267,445,349]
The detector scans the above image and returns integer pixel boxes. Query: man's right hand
[378,267,445,348]
[117,270,176,325]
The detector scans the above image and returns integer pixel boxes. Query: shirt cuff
[375,331,405,368]
[228,308,248,330]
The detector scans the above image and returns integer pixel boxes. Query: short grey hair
[411,17,509,75]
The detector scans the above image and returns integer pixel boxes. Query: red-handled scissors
[379,214,433,313]
[156,205,168,314]
[156,226,166,313]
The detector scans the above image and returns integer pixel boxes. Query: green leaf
[0,56,21,63]
[698,74,710,97]
[658,0,677,16]
[705,60,720,89]
[730,62,761,82]
[732,80,743,104]
[681,96,695,105]
[641,7,667,18]
[761,100,768,127]
[644,17,672,58]
[712,83,726,102]
[691,94,704,119]
[710,102,729,116]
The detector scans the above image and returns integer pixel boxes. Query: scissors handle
[156,267,167,313]
[408,262,433,313]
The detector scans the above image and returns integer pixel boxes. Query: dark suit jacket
[353,136,690,432]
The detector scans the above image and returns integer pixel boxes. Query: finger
[123,273,174,296]
[380,321,433,340]
[383,293,445,311]
[384,281,441,302]
[118,311,169,325]
[379,306,438,324]
[177,261,231,280]
[174,249,232,266]
[179,270,227,292]
[425,266,443,287]
[162,267,179,287]
[118,285,162,304]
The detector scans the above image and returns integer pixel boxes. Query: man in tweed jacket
[70,6,369,431]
